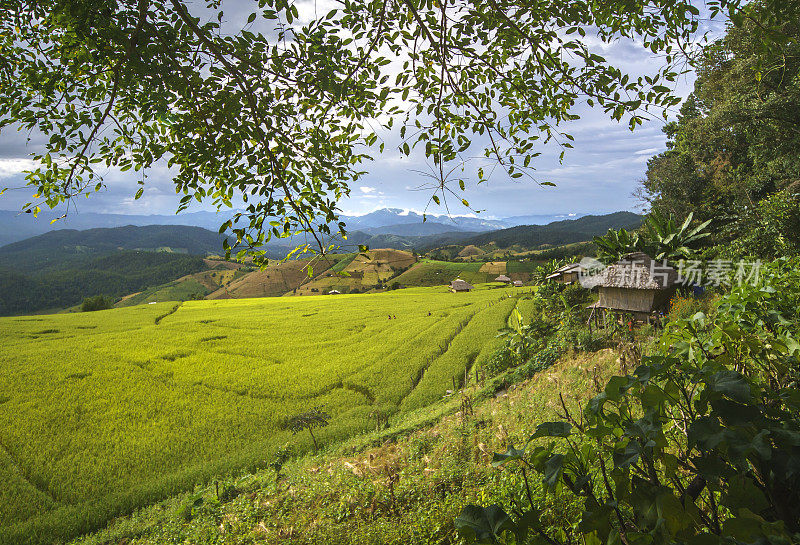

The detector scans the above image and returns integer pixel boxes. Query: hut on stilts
[584,252,679,328]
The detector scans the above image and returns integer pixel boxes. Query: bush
[81,295,113,312]
[482,347,515,376]
[528,344,559,370]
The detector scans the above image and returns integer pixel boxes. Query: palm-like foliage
[531,258,566,285]
[593,228,642,263]
[593,212,711,263]
[644,211,711,261]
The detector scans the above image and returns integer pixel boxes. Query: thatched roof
[495,275,511,282]
[328,289,341,294]
[545,263,582,280]
[586,252,678,290]
[450,279,474,291]
[513,280,523,287]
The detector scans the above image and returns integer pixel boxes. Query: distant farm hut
[495,274,512,283]
[546,263,583,284]
[513,280,523,287]
[585,252,679,326]
[450,279,474,293]
[327,289,341,295]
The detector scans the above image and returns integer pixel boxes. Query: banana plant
[594,212,711,264]
[592,227,642,263]
[644,211,711,261]
[531,258,566,285]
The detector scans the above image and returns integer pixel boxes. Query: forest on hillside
[0,252,206,316]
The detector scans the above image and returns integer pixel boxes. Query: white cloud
[359,186,376,194]
[0,158,37,179]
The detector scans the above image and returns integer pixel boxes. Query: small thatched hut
[546,263,583,284]
[585,252,679,322]
[513,280,523,287]
[495,274,511,283]
[450,279,474,292]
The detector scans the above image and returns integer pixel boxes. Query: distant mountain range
[0,212,643,315]
[0,225,230,273]
[465,212,644,248]
[0,211,643,268]
[0,208,590,246]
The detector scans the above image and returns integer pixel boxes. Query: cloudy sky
[0,2,723,221]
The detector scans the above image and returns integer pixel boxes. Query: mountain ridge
[0,207,599,245]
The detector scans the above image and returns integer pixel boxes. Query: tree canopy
[639,6,800,256]
[0,0,795,261]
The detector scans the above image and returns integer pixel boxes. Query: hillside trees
[0,252,206,315]
[1,0,788,261]
[639,10,800,253]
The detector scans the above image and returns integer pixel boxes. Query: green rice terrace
[0,285,524,543]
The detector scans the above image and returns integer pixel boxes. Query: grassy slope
[0,286,519,544]
[393,259,498,286]
[69,348,623,545]
[292,249,417,295]
[210,255,345,298]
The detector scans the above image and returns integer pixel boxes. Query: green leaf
[454,504,514,544]
[604,375,632,402]
[530,421,572,440]
[491,445,526,467]
[543,454,563,488]
[612,439,640,468]
[708,371,751,403]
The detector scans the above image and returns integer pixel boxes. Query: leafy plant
[81,295,114,312]
[643,210,711,261]
[1,0,739,260]
[457,258,800,544]
[531,259,566,286]
[593,228,643,263]
[594,211,711,263]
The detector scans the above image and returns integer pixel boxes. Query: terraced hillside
[0,285,522,544]
[393,258,498,286]
[292,249,418,295]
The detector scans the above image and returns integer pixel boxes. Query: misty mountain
[0,207,592,246]
[464,211,643,248]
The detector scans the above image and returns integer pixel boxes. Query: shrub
[482,347,515,376]
[81,295,113,312]
[528,344,559,371]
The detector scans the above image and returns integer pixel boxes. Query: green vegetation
[120,278,211,306]
[639,11,800,259]
[394,259,495,286]
[593,211,711,263]
[458,257,800,545]
[0,285,520,544]
[80,295,113,312]
[466,213,642,249]
[1,0,713,256]
[0,251,207,316]
[61,328,626,545]
[330,252,357,273]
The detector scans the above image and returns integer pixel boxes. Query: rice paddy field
[0,285,523,544]
[393,259,498,286]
